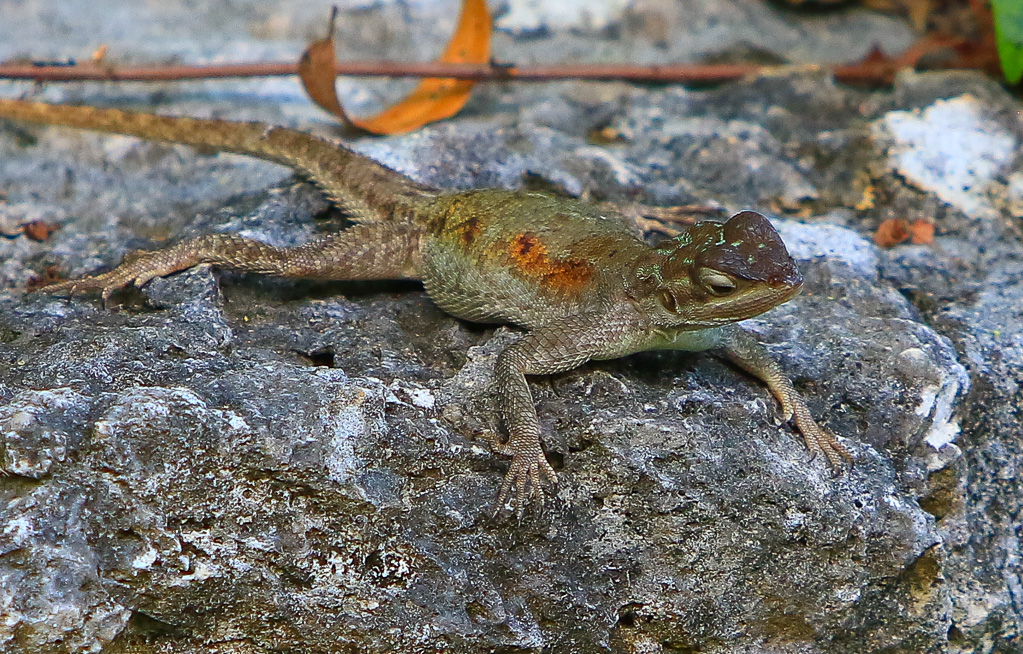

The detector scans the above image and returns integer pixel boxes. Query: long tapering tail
[0,98,436,223]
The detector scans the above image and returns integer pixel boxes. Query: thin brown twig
[0,61,757,83]
[0,45,986,86]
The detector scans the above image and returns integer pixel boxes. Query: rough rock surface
[0,2,1021,653]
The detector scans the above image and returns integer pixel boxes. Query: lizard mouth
[697,277,803,326]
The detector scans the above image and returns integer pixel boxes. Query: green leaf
[992,0,1023,83]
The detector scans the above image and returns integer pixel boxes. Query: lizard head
[630,210,802,329]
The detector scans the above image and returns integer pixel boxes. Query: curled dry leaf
[873,218,911,248]
[910,218,934,244]
[299,0,491,135]
[22,220,59,242]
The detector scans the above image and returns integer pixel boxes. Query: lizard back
[418,189,649,329]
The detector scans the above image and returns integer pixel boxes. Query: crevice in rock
[295,346,337,368]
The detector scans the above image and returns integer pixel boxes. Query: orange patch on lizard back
[507,232,594,292]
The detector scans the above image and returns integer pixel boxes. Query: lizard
[0,98,852,513]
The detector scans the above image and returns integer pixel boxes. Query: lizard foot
[494,445,558,518]
[790,402,853,469]
[41,252,179,302]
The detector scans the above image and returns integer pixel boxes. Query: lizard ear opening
[657,288,679,313]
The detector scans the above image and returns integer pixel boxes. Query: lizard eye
[657,288,679,313]
[698,269,737,296]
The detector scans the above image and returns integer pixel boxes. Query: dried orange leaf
[91,45,109,64]
[298,8,352,122]
[910,218,934,244]
[22,220,58,242]
[873,218,911,248]
[299,0,491,135]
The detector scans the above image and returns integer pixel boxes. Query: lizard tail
[0,98,437,223]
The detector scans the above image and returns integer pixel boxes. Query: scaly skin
[0,99,852,514]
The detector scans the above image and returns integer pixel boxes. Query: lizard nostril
[768,265,802,288]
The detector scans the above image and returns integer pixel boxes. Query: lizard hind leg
[42,222,425,300]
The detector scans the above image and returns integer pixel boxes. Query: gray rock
[0,1,1020,653]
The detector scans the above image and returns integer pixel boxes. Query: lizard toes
[494,450,556,518]
[811,432,852,470]
[494,474,515,517]
[825,439,854,467]
[541,459,558,486]
[39,278,81,295]
[512,470,530,520]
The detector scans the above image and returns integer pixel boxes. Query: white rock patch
[873,94,1016,220]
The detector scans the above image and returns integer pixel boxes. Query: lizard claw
[494,447,558,518]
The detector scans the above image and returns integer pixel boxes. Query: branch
[0,31,989,88]
[0,61,762,83]
[0,57,973,86]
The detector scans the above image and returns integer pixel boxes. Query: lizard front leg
[718,326,852,467]
[43,223,424,301]
[493,308,640,515]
